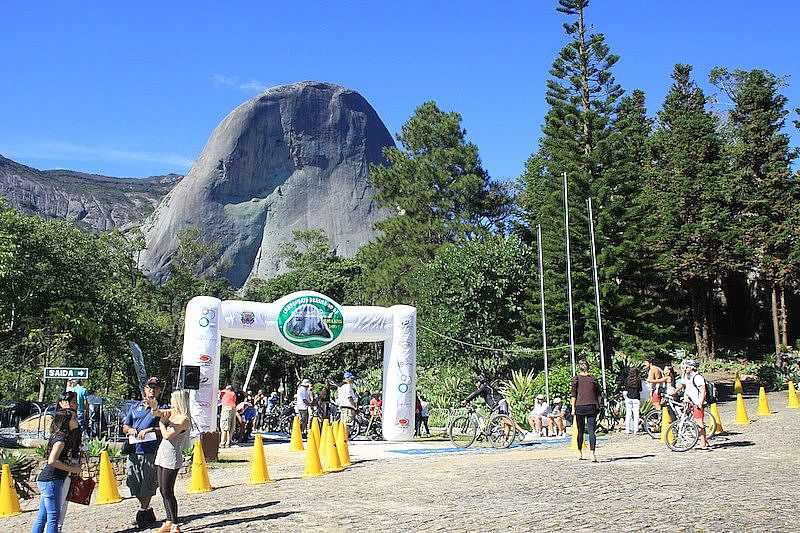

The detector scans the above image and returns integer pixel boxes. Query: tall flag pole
[587,198,607,396]
[537,224,550,402]
[563,172,577,377]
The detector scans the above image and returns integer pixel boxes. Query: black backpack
[694,375,716,406]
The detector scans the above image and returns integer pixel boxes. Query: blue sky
[2,1,799,180]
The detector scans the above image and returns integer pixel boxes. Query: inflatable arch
[180,291,417,442]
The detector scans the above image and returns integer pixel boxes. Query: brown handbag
[66,457,95,505]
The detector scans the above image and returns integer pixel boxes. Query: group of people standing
[32,376,192,533]
[293,372,359,433]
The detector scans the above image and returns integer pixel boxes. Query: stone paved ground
[7,391,798,532]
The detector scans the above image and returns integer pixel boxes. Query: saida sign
[44,367,89,380]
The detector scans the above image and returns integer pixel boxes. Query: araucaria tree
[711,67,800,358]
[643,64,737,359]
[518,0,623,355]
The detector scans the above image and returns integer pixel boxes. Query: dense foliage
[1,0,799,407]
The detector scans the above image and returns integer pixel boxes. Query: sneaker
[143,508,157,525]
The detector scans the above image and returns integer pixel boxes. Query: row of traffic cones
[729,375,800,425]
[301,416,352,477]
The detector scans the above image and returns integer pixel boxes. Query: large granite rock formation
[0,155,181,231]
[140,81,393,287]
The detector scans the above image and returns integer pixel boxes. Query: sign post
[43,368,89,380]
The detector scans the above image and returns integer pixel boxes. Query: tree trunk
[691,281,714,359]
[779,282,789,348]
[771,283,782,356]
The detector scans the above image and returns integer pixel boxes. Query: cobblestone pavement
[7,391,798,532]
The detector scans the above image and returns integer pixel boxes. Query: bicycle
[448,405,517,449]
[643,395,717,440]
[664,400,706,452]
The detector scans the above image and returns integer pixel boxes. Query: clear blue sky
[2,1,799,180]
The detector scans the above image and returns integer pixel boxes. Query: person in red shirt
[219,386,237,448]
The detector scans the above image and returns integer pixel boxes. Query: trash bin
[200,431,220,462]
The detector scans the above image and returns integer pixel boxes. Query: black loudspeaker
[175,365,200,390]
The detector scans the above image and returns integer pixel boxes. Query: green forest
[2,0,799,407]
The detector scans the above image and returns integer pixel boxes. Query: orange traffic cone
[95,450,122,504]
[249,434,274,484]
[188,439,212,493]
[289,415,304,451]
[335,420,352,468]
[788,381,800,409]
[0,464,21,518]
[756,387,772,416]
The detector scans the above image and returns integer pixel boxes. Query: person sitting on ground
[549,398,566,436]
[528,394,553,437]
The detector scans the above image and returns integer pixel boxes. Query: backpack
[693,375,716,406]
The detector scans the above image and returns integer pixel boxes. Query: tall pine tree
[643,64,738,358]
[518,0,622,358]
[710,68,799,357]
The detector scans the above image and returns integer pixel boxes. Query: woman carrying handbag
[32,409,82,533]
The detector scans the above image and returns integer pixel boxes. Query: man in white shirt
[681,360,709,449]
[336,372,358,429]
[295,379,313,433]
[527,394,553,436]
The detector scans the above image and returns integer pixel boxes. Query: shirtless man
[643,358,666,405]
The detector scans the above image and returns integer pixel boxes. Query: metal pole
[563,172,577,376]
[243,342,261,392]
[537,225,550,402]
[587,198,607,396]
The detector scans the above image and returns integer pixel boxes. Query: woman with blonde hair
[149,390,191,533]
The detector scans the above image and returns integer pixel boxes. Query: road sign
[44,367,89,380]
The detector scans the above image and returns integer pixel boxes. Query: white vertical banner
[381,306,417,441]
[181,297,223,433]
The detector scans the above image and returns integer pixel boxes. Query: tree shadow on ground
[604,454,656,462]
[198,511,298,529]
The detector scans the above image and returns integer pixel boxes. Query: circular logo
[277,295,344,349]
[198,317,210,327]
[398,383,409,393]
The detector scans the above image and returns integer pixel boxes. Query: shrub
[85,437,121,458]
[416,364,475,409]
[500,370,537,428]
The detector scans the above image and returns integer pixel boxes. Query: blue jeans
[32,479,64,533]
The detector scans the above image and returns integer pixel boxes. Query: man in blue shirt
[123,377,163,528]
[68,379,89,433]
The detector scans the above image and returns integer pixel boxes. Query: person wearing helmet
[336,372,358,429]
[461,374,508,415]
[295,379,313,433]
[678,359,710,449]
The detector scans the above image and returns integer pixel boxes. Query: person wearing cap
[219,385,237,448]
[550,398,566,436]
[122,377,163,528]
[528,394,553,437]
[336,372,358,429]
[295,379,313,433]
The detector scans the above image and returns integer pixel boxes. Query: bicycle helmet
[475,373,487,383]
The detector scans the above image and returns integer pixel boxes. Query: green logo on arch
[277,295,344,349]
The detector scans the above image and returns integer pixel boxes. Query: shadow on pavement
[183,501,279,524]
[604,454,656,462]
[199,511,298,529]
[710,440,755,449]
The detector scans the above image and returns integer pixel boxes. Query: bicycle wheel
[665,419,699,452]
[644,410,661,439]
[348,417,362,440]
[487,415,517,449]
[449,415,478,448]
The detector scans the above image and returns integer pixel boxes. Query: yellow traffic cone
[308,420,318,450]
[756,387,772,416]
[95,450,122,504]
[289,415,304,451]
[0,464,21,518]
[322,424,343,473]
[301,431,325,478]
[188,439,212,494]
[734,392,750,425]
[788,381,800,409]
[335,421,352,468]
[311,416,322,447]
[659,407,672,443]
[319,419,331,455]
[734,373,743,396]
[249,434,274,484]
[710,403,724,433]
